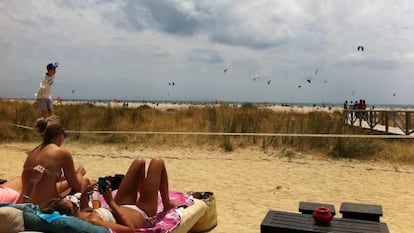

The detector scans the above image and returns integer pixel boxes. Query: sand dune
[0,142,413,233]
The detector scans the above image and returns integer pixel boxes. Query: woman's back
[19,115,88,206]
[21,144,65,204]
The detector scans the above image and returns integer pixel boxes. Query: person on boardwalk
[343,100,349,123]
[35,62,59,117]
[19,115,92,205]
[343,100,348,110]
[41,157,177,233]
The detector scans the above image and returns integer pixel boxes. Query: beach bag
[188,191,217,232]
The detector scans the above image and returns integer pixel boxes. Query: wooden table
[261,210,389,233]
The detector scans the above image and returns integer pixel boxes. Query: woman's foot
[163,199,179,212]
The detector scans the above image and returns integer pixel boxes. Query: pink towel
[0,185,20,203]
[99,190,193,233]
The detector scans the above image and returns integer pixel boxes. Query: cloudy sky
[1,0,414,105]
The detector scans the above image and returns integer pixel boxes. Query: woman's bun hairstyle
[34,117,47,134]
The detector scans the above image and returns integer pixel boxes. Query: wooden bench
[340,202,383,222]
[298,201,336,216]
[261,210,389,233]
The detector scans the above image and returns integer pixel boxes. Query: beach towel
[99,190,194,233]
[0,203,110,233]
[0,185,20,203]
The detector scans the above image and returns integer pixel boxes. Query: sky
[1,0,414,105]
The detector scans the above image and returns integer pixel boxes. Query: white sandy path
[0,142,413,233]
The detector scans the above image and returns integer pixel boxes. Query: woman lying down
[40,157,178,233]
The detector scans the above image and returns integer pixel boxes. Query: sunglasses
[62,128,67,138]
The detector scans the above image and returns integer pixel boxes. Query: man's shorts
[36,98,53,111]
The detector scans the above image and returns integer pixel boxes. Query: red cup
[313,207,333,225]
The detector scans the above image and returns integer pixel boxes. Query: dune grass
[0,99,413,164]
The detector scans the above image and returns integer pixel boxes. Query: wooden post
[406,112,411,135]
[385,112,389,133]
[393,112,397,127]
[369,110,373,129]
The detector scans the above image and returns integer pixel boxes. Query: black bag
[100,174,124,190]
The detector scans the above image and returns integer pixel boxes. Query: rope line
[3,122,33,130]
[2,122,413,139]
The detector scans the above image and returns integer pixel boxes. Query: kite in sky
[357,45,364,52]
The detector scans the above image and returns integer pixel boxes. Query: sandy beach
[0,142,413,233]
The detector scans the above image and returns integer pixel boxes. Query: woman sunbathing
[19,115,92,205]
[41,157,177,233]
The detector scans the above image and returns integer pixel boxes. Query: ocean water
[5,97,414,110]
[70,98,414,110]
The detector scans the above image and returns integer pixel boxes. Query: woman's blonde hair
[34,115,64,144]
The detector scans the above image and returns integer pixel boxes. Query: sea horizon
[2,97,414,110]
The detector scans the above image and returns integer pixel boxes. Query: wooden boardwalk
[344,109,414,136]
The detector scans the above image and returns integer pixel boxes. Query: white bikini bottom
[122,204,157,227]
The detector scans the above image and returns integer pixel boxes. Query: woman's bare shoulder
[43,144,72,157]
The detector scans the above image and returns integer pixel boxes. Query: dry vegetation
[0,100,413,164]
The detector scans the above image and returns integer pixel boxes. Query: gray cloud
[186,49,224,64]
[116,0,206,35]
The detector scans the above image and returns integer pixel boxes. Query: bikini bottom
[122,204,157,227]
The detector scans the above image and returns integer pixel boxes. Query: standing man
[35,62,59,117]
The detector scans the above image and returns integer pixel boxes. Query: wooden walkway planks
[344,109,414,136]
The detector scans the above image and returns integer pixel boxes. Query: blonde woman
[19,115,91,205]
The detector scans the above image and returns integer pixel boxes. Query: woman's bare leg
[114,157,146,205]
[157,159,175,211]
[56,180,72,197]
[137,158,175,216]
[3,177,22,192]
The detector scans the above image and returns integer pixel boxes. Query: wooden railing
[344,109,414,135]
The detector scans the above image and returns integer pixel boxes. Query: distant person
[343,100,349,123]
[361,99,367,120]
[354,100,359,119]
[35,62,59,117]
[357,99,365,120]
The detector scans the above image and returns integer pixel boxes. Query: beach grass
[0,99,413,163]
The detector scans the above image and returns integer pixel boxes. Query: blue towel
[35,210,67,223]
[1,203,110,233]
[1,203,67,223]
